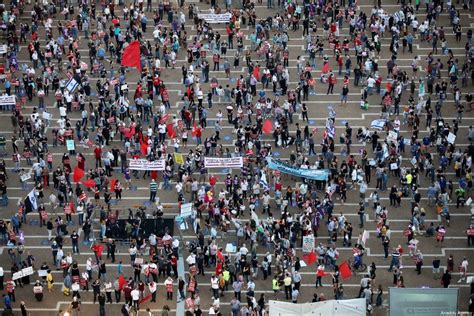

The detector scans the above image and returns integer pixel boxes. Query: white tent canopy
[268,298,366,316]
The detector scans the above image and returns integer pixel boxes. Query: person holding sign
[33,281,43,301]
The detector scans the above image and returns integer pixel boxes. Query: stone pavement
[0,0,473,315]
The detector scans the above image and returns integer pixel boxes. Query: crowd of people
[0,0,474,314]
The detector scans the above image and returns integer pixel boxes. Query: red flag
[82,179,96,188]
[110,179,117,192]
[118,275,127,290]
[217,250,224,262]
[166,123,176,138]
[302,251,317,265]
[69,201,75,214]
[140,293,152,304]
[159,114,169,124]
[97,244,104,257]
[339,261,352,280]
[140,142,148,156]
[262,119,273,134]
[121,41,141,70]
[73,167,85,182]
[322,63,330,73]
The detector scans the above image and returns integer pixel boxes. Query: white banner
[204,157,243,168]
[128,159,165,171]
[197,12,232,23]
[0,95,16,106]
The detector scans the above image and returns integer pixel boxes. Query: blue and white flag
[65,78,79,93]
[370,119,386,130]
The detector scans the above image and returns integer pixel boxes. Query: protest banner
[204,157,243,168]
[0,95,16,108]
[266,157,329,181]
[128,159,166,171]
[197,12,232,23]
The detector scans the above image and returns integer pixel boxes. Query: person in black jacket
[98,292,106,316]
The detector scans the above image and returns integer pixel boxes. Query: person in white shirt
[459,257,469,282]
[131,287,140,310]
[148,281,157,302]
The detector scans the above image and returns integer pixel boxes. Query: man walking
[149,179,158,202]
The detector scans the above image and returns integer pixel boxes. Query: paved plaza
[0,0,473,315]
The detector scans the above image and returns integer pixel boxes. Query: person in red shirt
[94,145,102,168]
[327,73,337,94]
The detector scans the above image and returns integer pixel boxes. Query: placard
[21,266,34,276]
[361,230,369,245]
[387,131,397,143]
[20,173,31,182]
[204,157,243,168]
[302,235,315,253]
[447,132,456,144]
[390,163,398,170]
[66,140,75,151]
[128,159,166,171]
[180,203,193,217]
[42,112,52,120]
[225,243,237,253]
[38,270,48,277]
[0,45,7,54]
[134,258,144,265]
[12,271,23,280]
[174,153,184,165]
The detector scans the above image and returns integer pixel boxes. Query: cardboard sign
[387,131,398,143]
[174,153,184,165]
[302,235,315,253]
[447,132,456,144]
[225,243,237,253]
[42,112,52,120]
[20,173,31,182]
[180,203,193,217]
[21,266,34,276]
[134,258,144,265]
[12,271,23,280]
[66,140,75,151]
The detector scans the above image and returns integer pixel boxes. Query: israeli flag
[24,189,38,213]
[65,78,79,93]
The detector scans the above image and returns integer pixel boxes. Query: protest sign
[128,159,166,171]
[204,157,243,168]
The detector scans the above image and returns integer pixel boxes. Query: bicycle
[347,257,367,273]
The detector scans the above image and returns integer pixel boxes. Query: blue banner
[265,157,329,181]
